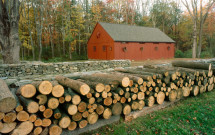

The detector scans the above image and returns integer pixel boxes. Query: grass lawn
[86,90,215,135]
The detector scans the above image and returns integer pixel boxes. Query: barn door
[103,45,112,60]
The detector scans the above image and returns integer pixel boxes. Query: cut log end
[156,92,165,105]
[103,108,112,119]
[96,83,105,92]
[52,85,64,98]
[112,102,122,115]
[27,101,39,113]
[42,119,52,127]
[96,105,104,115]
[79,120,88,128]
[168,90,177,102]
[0,122,17,134]
[49,125,62,135]
[68,122,77,131]
[19,84,37,98]
[48,98,59,110]
[68,104,78,115]
[59,116,71,129]
[38,81,53,95]
[87,112,98,124]
[80,84,90,95]
[12,121,34,135]
[123,104,131,116]
[17,111,29,122]
[33,127,43,135]
[122,77,130,87]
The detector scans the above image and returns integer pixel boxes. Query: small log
[42,118,52,127]
[102,91,108,98]
[36,94,48,105]
[130,101,139,110]
[111,102,122,115]
[49,125,62,135]
[47,97,59,109]
[53,109,62,119]
[82,111,89,118]
[34,118,42,127]
[77,79,105,93]
[96,105,104,115]
[103,108,112,119]
[0,122,16,134]
[123,104,131,116]
[32,81,53,95]
[39,105,46,112]
[59,114,71,128]
[131,93,137,100]
[0,79,16,113]
[55,76,90,95]
[65,104,78,115]
[104,85,111,92]
[33,126,43,135]
[78,102,87,113]
[104,97,113,106]
[17,111,29,122]
[59,97,65,104]
[72,112,82,122]
[67,88,81,105]
[190,86,199,96]
[68,121,77,131]
[137,92,145,100]
[11,121,33,135]
[79,120,88,128]
[145,96,155,107]
[87,112,98,124]
[120,97,126,104]
[125,91,131,99]
[43,108,53,118]
[19,96,39,113]
[16,84,37,98]
[182,87,190,97]
[167,90,177,102]
[29,114,37,122]
[3,111,16,123]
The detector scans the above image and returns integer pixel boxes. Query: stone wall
[0,60,131,78]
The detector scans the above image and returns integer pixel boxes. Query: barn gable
[99,22,175,43]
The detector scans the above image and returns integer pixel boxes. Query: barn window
[96,32,101,38]
[167,46,170,51]
[103,46,106,52]
[123,47,127,52]
[93,46,96,52]
[140,47,144,51]
[155,47,158,51]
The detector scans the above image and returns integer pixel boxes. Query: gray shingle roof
[99,22,175,43]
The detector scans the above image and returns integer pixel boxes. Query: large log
[87,112,98,124]
[11,121,34,135]
[0,122,17,134]
[111,102,122,115]
[32,81,53,95]
[59,114,71,129]
[0,79,17,113]
[49,125,62,135]
[103,108,112,119]
[90,73,130,87]
[19,96,39,113]
[52,82,65,98]
[17,111,29,122]
[47,97,59,109]
[16,84,36,98]
[172,61,212,70]
[55,76,90,95]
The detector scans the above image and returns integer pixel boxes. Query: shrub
[200,49,213,58]
[175,50,184,58]
[184,49,192,58]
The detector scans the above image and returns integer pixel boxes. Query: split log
[49,125,62,135]
[68,121,77,131]
[55,76,90,95]
[32,81,53,95]
[11,121,34,135]
[103,108,112,119]
[16,84,36,98]
[36,94,48,105]
[3,111,16,123]
[112,102,122,115]
[59,114,71,128]
[0,79,16,113]
[87,112,98,124]
[19,96,39,113]
[17,111,29,122]
[79,120,88,128]
[0,122,16,134]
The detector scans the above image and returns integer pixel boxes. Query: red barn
[88,22,175,60]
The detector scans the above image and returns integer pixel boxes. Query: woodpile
[0,61,214,134]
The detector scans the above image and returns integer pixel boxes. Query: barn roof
[99,22,175,43]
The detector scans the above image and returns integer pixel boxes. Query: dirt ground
[131,58,202,67]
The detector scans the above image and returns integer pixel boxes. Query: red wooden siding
[88,23,114,60]
[114,42,175,60]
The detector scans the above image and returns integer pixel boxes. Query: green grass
[86,90,215,135]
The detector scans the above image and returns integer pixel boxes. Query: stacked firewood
[0,61,214,135]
